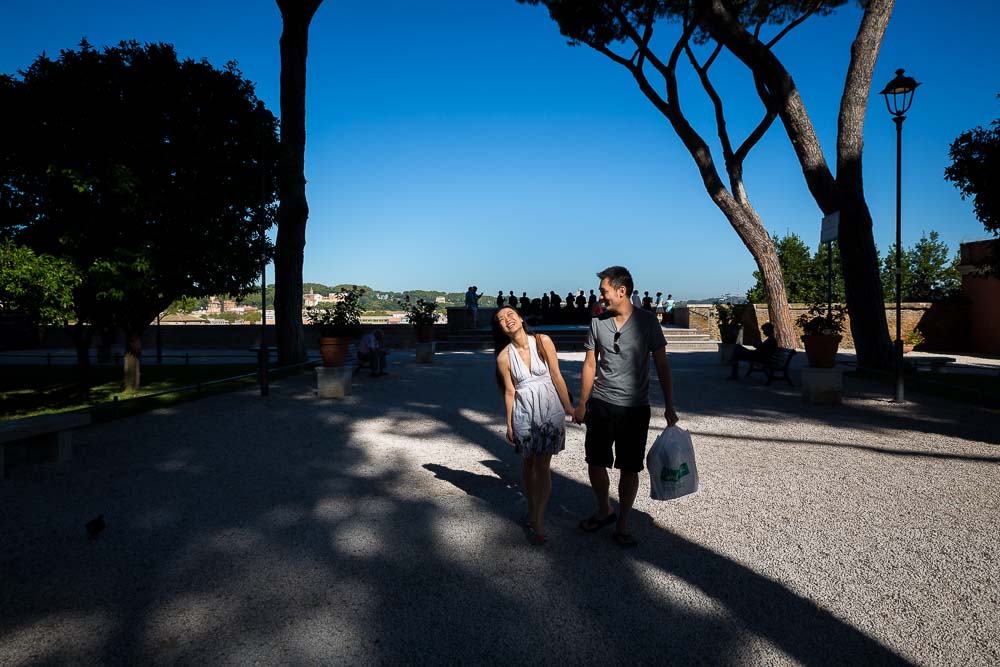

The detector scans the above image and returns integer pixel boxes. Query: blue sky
[2,0,997,300]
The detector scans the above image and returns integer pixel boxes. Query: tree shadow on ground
[558,351,999,448]
[0,348,973,664]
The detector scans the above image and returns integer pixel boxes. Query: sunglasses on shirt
[612,331,621,354]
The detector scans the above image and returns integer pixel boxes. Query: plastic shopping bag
[646,425,699,500]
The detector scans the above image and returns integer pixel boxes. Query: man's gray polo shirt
[585,308,666,407]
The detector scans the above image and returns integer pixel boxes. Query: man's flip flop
[612,532,638,549]
[578,513,617,533]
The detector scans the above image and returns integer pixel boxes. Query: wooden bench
[904,356,957,373]
[0,413,91,479]
[745,347,797,386]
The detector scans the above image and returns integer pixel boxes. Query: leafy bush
[307,286,365,337]
[397,294,440,326]
[795,303,847,336]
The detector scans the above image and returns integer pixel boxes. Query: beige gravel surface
[2,349,998,665]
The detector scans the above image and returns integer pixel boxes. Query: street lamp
[879,68,920,403]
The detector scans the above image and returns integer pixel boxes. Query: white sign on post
[821,211,840,243]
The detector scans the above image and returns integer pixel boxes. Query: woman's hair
[492,307,533,392]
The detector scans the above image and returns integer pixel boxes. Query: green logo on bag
[661,463,689,483]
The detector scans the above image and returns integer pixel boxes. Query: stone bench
[0,413,91,479]
[905,356,957,373]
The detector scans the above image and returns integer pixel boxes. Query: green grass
[0,363,310,421]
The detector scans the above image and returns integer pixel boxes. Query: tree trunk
[96,325,115,363]
[626,59,797,347]
[68,322,93,386]
[697,0,896,369]
[274,0,323,365]
[123,328,142,391]
[750,223,797,347]
[835,0,895,370]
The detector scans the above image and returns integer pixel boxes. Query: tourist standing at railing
[630,289,642,309]
[465,286,482,328]
[496,291,505,308]
[664,293,675,325]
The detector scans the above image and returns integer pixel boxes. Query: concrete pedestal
[316,366,353,398]
[416,342,436,363]
[718,343,739,366]
[801,367,843,404]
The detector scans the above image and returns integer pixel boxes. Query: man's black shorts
[584,398,651,473]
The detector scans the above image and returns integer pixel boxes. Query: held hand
[506,426,515,445]
[664,405,679,427]
[573,403,587,425]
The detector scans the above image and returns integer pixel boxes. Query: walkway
[1,350,998,664]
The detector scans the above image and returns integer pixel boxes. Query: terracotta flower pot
[802,334,841,368]
[415,324,434,343]
[318,337,350,367]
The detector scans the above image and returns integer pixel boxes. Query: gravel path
[2,349,998,665]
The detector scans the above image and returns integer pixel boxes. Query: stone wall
[30,323,449,352]
[675,303,970,351]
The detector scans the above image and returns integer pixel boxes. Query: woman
[492,307,574,545]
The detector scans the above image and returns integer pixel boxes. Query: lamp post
[879,68,920,403]
[257,102,270,397]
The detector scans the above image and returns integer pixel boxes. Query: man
[465,286,482,328]
[728,322,777,380]
[358,329,389,377]
[496,290,505,308]
[574,266,678,549]
[587,289,597,310]
[641,291,654,312]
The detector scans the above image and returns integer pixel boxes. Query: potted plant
[398,294,440,343]
[715,303,745,345]
[901,327,925,354]
[796,303,847,368]
[307,286,365,366]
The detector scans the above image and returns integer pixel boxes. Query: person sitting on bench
[358,329,389,377]
[728,322,777,380]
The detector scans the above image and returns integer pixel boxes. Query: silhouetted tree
[520,0,898,367]
[945,96,1000,276]
[694,0,896,369]
[518,0,807,347]
[275,0,324,365]
[0,40,279,389]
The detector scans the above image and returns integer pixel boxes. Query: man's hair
[761,322,775,336]
[597,266,634,296]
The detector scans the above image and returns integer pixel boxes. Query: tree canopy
[0,239,81,326]
[945,95,999,275]
[0,40,280,387]
[880,231,961,303]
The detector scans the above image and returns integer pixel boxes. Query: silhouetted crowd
[492,289,674,325]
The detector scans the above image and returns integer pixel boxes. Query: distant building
[223,300,236,312]
[207,297,221,314]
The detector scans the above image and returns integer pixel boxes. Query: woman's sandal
[578,512,618,533]
[530,532,548,546]
[612,531,638,549]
